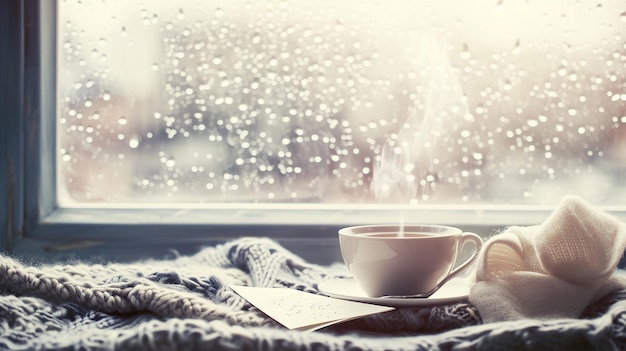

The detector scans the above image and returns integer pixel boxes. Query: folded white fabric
[469,195,626,323]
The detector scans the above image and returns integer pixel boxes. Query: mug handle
[437,232,483,287]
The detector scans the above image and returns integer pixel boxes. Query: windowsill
[12,231,346,265]
[11,205,529,264]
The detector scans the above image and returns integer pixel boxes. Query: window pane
[57,0,626,206]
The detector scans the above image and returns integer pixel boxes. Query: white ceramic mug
[338,224,483,297]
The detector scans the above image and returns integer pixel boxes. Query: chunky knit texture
[0,236,625,350]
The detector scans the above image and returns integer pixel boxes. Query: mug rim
[338,224,462,238]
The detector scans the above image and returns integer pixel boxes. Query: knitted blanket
[1,237,625,351]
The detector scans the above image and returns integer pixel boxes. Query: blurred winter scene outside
[57,0,626,206]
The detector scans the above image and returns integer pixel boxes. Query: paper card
[231,285,394,331]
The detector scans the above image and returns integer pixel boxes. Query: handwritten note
[231,285,394,331]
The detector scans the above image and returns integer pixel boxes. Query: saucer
[318,277,471,306]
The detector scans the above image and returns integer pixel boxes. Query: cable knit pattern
[0,236,625,350]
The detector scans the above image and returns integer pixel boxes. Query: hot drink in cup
[338,224,483,297]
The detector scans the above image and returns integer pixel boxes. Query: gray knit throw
[1,237,625,350]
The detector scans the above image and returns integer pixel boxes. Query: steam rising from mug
[371,36,470,208]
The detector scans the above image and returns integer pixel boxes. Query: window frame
[3,0,625,264]
[0,0,25,255]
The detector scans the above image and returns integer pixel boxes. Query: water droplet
[129,137,139,149]
[118,117,127,125]
[526,119,538,127]
[165,157,176,167]
[512,39,521,55]
[335,21,345,33]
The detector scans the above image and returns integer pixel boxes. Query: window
[5,1,626,262]
[57,0,626,206]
